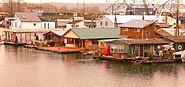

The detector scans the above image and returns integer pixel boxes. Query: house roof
[71,28,120,39]
[15,12,41,22]
[165,36,185,43]
[119,19,155,28]
[44,29,70,36]
[108,38,170,45]
[101,15,164,24]
[68,20,83,24]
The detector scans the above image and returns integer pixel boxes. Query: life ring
[178,45,183,50]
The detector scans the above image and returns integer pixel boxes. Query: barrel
[103,44,110,56]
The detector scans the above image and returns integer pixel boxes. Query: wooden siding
[63,30,79,39]
[120,24,158,39]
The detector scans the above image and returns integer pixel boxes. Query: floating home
[43,29,69,46]
[119,19,159,39]
[3,12,57,44]
[102,39,170,59]
[63,28,120,50]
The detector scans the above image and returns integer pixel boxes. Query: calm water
[1,45,185,87]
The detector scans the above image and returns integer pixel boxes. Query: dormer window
[21,15,26,19]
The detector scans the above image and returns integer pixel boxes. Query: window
[174,23,176,25]
[122,28,128,31]
[76,25,79,27]
[67,38,74,44]
[33,23,36,26]
[15,22,17,28]
[48,23,50,29]
[105,21,108,26]
[110,44,125,53]
[134,29,140,32]
[92,40,98,44]
[21,15,26,19]
[100,22,103,26]
[44,23,46,29]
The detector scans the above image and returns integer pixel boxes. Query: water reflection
[0,45,185,87]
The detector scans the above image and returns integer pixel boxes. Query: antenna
[83,1,86,15]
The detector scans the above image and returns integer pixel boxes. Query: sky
[20,0,184,4]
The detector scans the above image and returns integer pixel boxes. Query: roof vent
[21,15,26,19]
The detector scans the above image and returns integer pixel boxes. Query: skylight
[21,15,26,19]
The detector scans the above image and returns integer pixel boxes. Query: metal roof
[119,19,155,28]
[44,29,70,36]
[108,38,170,45]
[101,15,163,24]
[71,28,120,39]
[15,12,41,22]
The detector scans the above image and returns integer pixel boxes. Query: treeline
[0,0,104,16]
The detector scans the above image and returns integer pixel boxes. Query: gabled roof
[44,29,70,36]
[100,15,163,24]
[108,38,170,45]
[15,12,41,22]
[71,28,120,39]
[119,19,155,28]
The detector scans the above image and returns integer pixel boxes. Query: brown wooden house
[43,29,69,46]
[119,19,158,39]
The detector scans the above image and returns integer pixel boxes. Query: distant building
[25,6,44,16]
[40,18,56,29]
[56,19,72,28]
[84,19,96,28]
[126,8,155,15]
[66,20,88,29]
[96,15,178,28]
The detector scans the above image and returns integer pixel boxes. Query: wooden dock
[4,42,25,46]
[94,56,182,64]
[36,47,85,54]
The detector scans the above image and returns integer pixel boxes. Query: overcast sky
[22,0,181,4]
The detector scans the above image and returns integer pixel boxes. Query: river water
[0,45,185,87]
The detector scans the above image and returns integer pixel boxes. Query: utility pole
[83,1,85,15]
[76,2,79,17]
[175,0,179,36]
[17,0,20,12]
[9,0,13,17]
